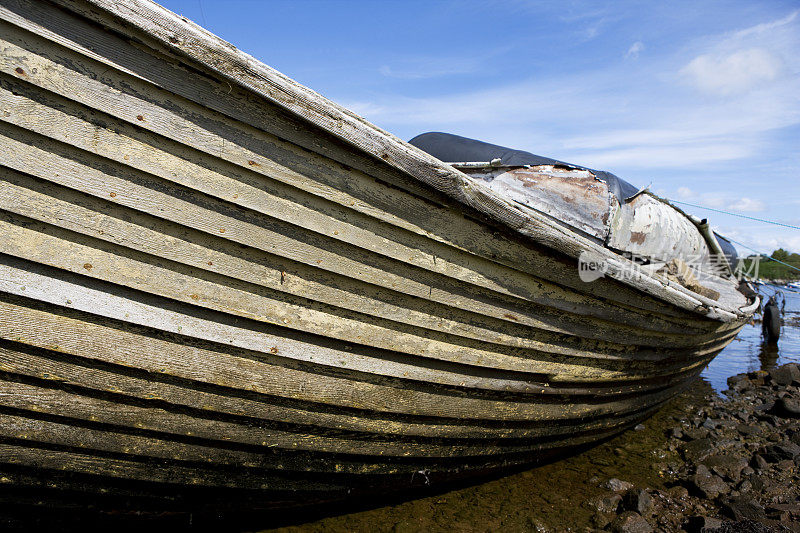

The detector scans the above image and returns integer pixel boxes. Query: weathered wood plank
[0,378,555,459]
[0,214,735,384]
[0,11,746,321]
[0,443,344,491]
[40,0,755,321]
[0,165,739,361]
[0,123,719,359]
[0,333,662,441]
[0,413,416,475]
[0,273,695,421]
[0,215,669,380]
[0,74,707,336]
[0,0,756,507]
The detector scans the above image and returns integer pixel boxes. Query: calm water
[702,283,800,391]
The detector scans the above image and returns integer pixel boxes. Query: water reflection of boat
[0,0,760,514]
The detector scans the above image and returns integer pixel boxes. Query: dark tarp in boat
[409,132,640,201]
[410,132,738,267]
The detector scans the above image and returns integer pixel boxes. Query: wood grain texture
[0,0,755,509]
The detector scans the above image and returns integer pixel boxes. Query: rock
[766,502,800,520]
[588,493,622,513]
[721,496,766,522]
[735,424,761,436]
[728,374,753,392]
[764,442,800,460]
[685,515,723,532]
[622,488,653,516]
[604,478,634,492]
[667,485,689,499]
[737,479,752,493]
[753,401,774,413]
[609,511,653,533]
[700,454,748,482]
[701,418,718,430]
[683,427,711,441]
[773,397,800,418]
[634,423,645,431]
[747,474,767,493]
[670,427,684,439]
[749,370,769,385]
[769,364,800,386]
[692,465,730,499]
[728,374,747,387]
[682,438,716,463]
[751,454,769,471]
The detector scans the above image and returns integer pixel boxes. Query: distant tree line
[739,248,800,280]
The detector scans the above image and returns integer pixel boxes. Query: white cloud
[625,41,644,59]
[680,194,766,212]
[572,143,744,169]
[703,196,726,208]
[733,9,798,39]
[680,48,783,96]
[349,10,800,172]
[732,232,800,256]
[728,197,766,212]
[345,101,385,117]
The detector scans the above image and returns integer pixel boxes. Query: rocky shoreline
[582,363,800,533]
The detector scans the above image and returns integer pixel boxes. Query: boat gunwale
[40,0,758,322]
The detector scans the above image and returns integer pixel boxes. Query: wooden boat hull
[0,0,754,512]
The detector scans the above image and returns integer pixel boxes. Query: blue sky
[161,0,800,255]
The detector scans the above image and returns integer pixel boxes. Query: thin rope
[197,0,208,27]
[669,200,800,231]
[725,237,800,274]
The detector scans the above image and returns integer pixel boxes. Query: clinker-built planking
[0,0,757,513]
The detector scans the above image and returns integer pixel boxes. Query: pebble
[768,364,800,386]
[604,478,634,492]
[622,488,653,516]
[685,515,723,532]
[692,465,730,499]
[682,438,717,462]
[751,454,769,470]
[588,493,622,513]
[700,454,747,482]
[576,363,800,532]
[735,423,761,436]
[722,496,766,522]
[609,511,653,533]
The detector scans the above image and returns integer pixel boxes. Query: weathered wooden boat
[0,0,758,516]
